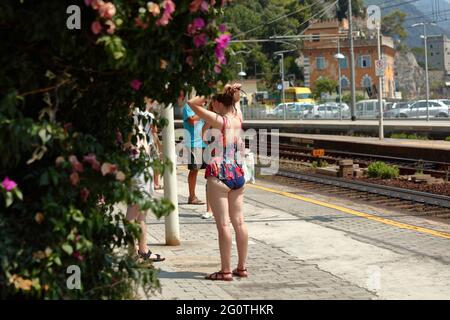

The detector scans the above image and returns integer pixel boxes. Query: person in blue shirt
[179,90,207,205]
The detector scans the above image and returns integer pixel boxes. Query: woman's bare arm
[187,96,224,129]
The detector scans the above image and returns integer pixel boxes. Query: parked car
[397,100,449,118]
[266,103,313,119]
[305,103,342,119]
[438,99,450,107]
[384,101,412,118]
[355,99,386,118]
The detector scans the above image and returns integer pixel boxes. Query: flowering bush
[0,0,231,299]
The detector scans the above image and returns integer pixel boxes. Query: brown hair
[215,86,237,110]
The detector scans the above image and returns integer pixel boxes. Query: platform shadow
[156,270,206,280]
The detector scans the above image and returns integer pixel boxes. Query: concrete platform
[174,119,450,139]
[143,168,450,300]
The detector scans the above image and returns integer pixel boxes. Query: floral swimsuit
[204,115,245,190]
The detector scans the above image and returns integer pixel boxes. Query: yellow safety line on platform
[248,183,450,240]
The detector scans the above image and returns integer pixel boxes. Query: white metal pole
[424,24,430,121]
[280,53,286,121]
[348,0,357,121]
[162,103,180,246]
[338,37,343,120]
[377,27,384,139]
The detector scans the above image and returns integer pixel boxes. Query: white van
[355,99,386,118]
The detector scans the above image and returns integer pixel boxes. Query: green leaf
[40,171,49,186]
[5,192,13,207]
[13,188,23,200]
[61,243,73,255]
[54,256,62,266]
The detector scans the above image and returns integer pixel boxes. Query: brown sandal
[232,268,248,278]
[188,197,205,205]
[205,271,233,281]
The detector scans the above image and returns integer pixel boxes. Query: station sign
[312,149,325,157]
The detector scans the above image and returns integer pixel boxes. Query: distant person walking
[124,101,165,262]
[188,84,248,281]
[179,90,207,206]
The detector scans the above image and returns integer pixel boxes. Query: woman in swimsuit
[188,84,248,281]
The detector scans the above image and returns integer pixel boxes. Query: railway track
[271,169,450,220]
[277,143,450,178]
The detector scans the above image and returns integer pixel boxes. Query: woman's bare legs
[207,177,232,274]
[126,204,147,253]
[229,186,248,272]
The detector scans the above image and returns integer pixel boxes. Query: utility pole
[162,103,180,246]
[376,26,384,139]
[348,0,357,121]
[368,5,384,139]
[412,22,435,122]
[277,52,286,120]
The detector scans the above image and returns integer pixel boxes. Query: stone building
[302,19,396,99]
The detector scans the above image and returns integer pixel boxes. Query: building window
[340,76,350,89]
[339,56,348,69]
[316,57,326,70]
[312,34,320,42]
[358,55,371,68]
[361,74,372,88]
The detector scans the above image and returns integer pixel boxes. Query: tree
[381,10,408,40]
[313,78,338,100]
[336,0,366,21]
[0,0,231,299]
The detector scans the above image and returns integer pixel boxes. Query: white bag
[242,149,256,184]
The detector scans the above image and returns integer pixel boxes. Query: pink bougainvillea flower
[147,1,161,16]
[210,0,216,6]
[215,46,226,65]
[83,154,101,171]
[187,17,205,35]
[69,155,84,173]
[189,0,203,12]
[134,17,149,30]
[91,0,104,10]
[99,2,116,19]
[80,187,90,202]
[219,23,227,33]
[193,17,205,30]
[215,33,231,49]
[101,162,117,176]
[91,21,103,35]
[130,79,143,91]
[70,172,80,186]
[72,251,84,261]
[1,177,17,191]
[214,64,222,73]
[200,0,210,12]
[105,20,116,34]
[156,0,176,26]
[193,33,207,48]
[84,0,93,6]
[186,55,194,66]
[115,171,126,182]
